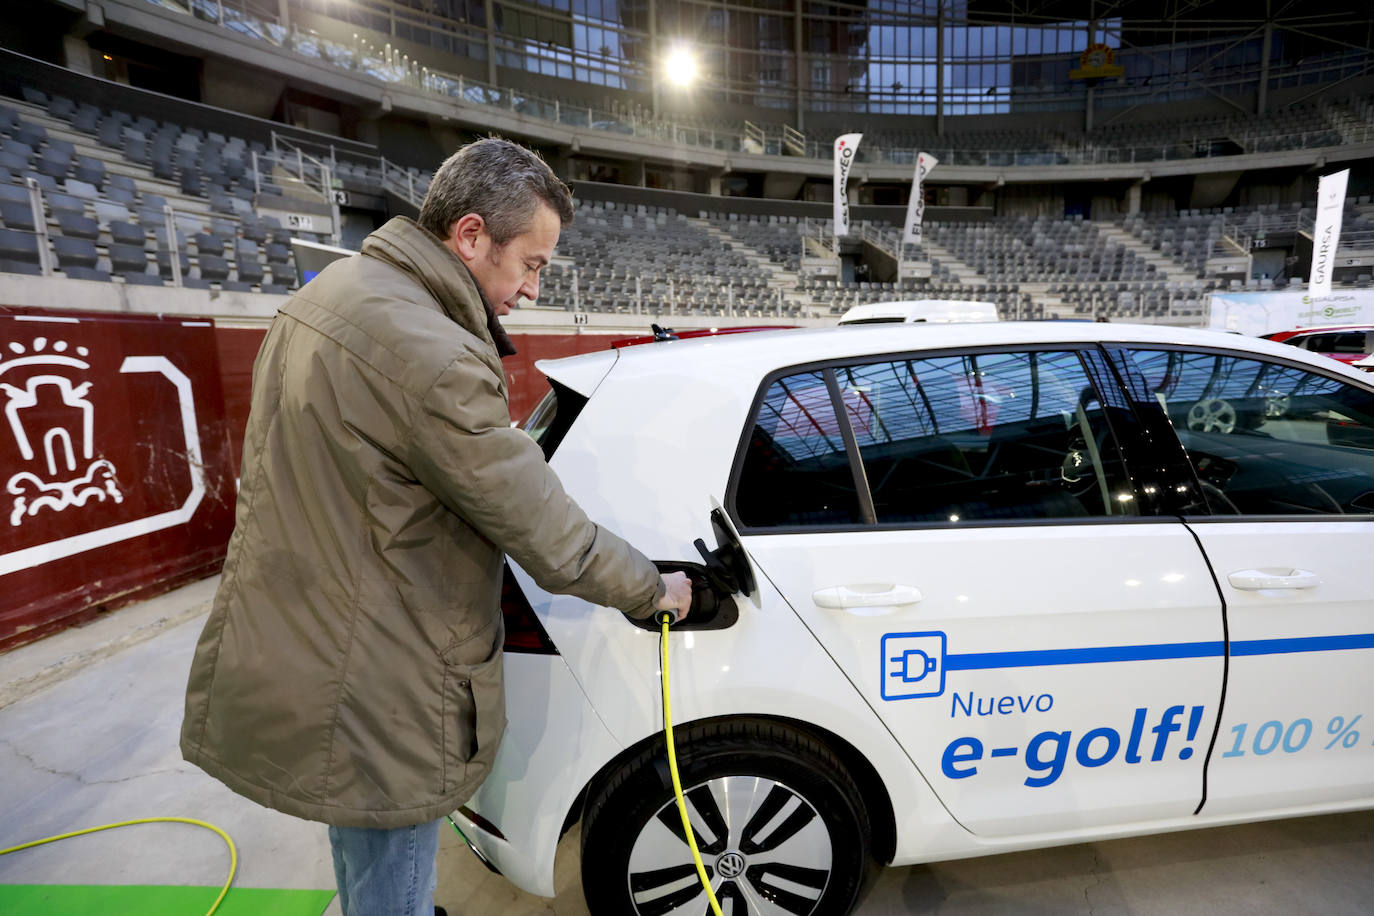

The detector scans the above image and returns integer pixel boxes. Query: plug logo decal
[881,631,946,700]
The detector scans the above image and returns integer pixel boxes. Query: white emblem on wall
[0,317,206,577]
[1,337,124,526]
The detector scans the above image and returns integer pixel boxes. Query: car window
[520,379,587,460]
[734,351,1138,528]
[1302,332,1367,354]
[834,350,1137,523]
[734,369,864,527]
[1123,348,1374,515]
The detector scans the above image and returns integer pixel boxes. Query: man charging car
[180,138,692,916]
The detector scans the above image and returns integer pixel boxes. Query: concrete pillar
[935,1,945,136]
[1127,182,1142,215]
[794,0,805,132]
[709,174,723,196]
[278,0,289,32]
[62,35,93,75]
[649,0,660,119]
[484,0,498,86]
[1258,22,1273,115]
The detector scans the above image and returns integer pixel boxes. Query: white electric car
[451,322,1374,916]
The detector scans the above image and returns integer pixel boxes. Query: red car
[1264,325,1374,366]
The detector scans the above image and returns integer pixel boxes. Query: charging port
[632,560,739,632]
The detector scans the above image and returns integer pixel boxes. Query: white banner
[1309,168,1349,299]
[1208,288,1374,337]
[902,152,939,246]
[832,133,862,238]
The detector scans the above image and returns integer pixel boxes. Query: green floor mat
[0,884,335,916]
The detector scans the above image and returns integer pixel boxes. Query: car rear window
[521,379,587,460]
[1303,332,1369,354]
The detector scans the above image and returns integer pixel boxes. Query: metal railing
[265,134,344,243]
[12,176,291,288]
[167,0,1374,172]
[549,266,792,318]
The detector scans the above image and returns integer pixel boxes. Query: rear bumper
[452,650,622,898]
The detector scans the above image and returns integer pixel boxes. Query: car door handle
[813,584,924,614]
[1227,568,1322,590]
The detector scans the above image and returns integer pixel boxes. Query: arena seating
[543,200,797,316]
[2,76,1367,325]
[0,89,352,292]
[797,95,1364,163]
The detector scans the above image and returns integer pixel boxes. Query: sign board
[800,256,840,278]
[1310,169,1350,298]
[1206,255,1250,274]
[258,206,334,237]
[1070,43,1125,79]
[0,311,237,649]
[1208,289,1374,336]
[832,133,862,237]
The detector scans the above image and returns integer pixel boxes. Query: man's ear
[448,213,487,261]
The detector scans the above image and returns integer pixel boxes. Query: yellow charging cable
[660,615,724,916]
[0,817,238,916]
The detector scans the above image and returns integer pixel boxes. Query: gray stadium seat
[109,221,146,246]
[0,228,43,270]
[0,201,36,232]
[53,235,98,270]
[56,211,99,240]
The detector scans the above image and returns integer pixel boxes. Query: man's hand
[657,571,693,622]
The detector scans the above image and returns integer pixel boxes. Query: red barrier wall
[0,308,620,652]
[211,328,615,446]
[0,309,238,652]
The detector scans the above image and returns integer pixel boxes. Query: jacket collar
[361,217,517,357]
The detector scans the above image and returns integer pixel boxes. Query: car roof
[540,321,1362,395]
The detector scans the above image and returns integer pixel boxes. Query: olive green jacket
[181,217,661,828]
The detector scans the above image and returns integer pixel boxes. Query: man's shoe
[435,908,447,916]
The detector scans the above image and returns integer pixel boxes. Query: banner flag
[832,133,862,237]
[1310,168,1349,299]
[902,152,939,246]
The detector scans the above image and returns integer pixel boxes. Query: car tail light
[501,563,558,654]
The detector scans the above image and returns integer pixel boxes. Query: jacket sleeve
[405,348,664,619]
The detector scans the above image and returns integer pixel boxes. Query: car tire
[581,719,874,916]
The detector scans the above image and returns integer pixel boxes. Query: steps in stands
[1097,221,1198,285]
[694,218,801,294]
[918,236,987,287]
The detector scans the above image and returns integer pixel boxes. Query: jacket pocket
[441,636,507,791]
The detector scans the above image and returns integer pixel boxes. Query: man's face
[448,203,560,316]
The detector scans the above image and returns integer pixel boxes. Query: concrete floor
[2,575,1372,915]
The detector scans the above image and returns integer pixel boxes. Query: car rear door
[729,345,1225,838]
[1110,345,1374,816]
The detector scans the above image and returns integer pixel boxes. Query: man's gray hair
[417,138,574,246]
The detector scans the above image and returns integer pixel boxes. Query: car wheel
[581,719,874,916]
[1187,398,1238,433]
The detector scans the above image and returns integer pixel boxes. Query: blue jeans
[327,818,442,916]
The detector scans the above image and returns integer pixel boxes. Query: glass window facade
[289,0,1370,116]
